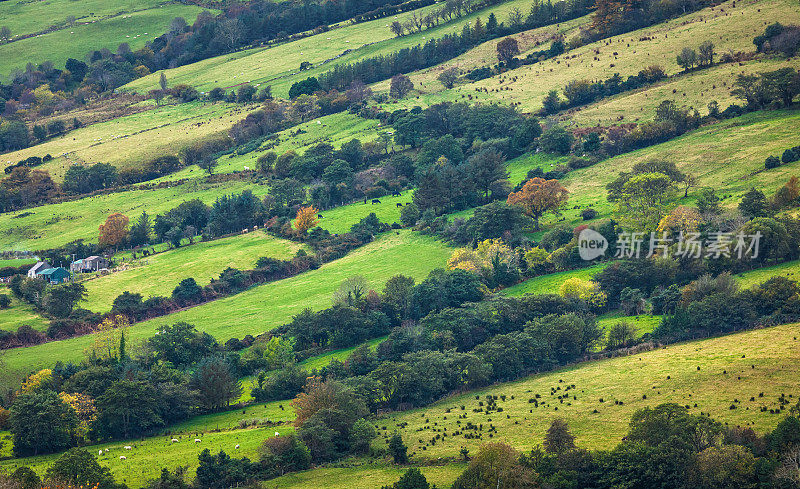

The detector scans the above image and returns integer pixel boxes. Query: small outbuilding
[27,261,51,278]
[38,267,71,284]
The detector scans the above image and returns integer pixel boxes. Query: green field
[379,0,800,115]
[1,230,452,381]
[264,464,465,489]
[122,0,554,97]
[0,179,271,250]
[81,231,305,312]
[0,258,36,268]
[734,259,800,288]
[0,3,212,77]
[0,285,49,332]
[502,263,610,297]
[380,322,800,457]
[1,101,250,180]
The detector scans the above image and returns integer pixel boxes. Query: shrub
[765,155,781,169]
[581,208,598,220]
[782,148,799,164]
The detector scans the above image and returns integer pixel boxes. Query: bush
[765,155,781,169]
[0,294,10,308]
[782,148,799,164]
[580,208,598,220]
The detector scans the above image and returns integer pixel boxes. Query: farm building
[71,255,109,272]
[26,261,52,278]
[37,267,71,284]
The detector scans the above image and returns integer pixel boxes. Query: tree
[542,90,562,114]
[198,157,217,175]
[159,72,168,91]
[43,283,86,318]
[676,47,698,71]
[288,77,321,98]
[437,67,459,89]
[761,67,800,107]
[616,172,677,232]
[496,37,520,64]
[467,149,509,203]
[9,390,78,456]
[45,448,119,489]
[192,356,242,411]
[388,468,429,489]
[333,275,368,307]
[400,203,421,227]
[294,206,319,234]
[349,418,377,454]
[0,26,11,43]
[506,178,569,230]
[98,213,129,249]
[390,74,414,99]
[146,322,217,367]
[539,125,573,154]
[739,188,770,218]
[129,211,152,247]
[172,277,203,304]
[259,434,311,476]
[451,442,537,489]
[606,321,638,349]
[388,432,408,463]
[696,188,721,215]
[95,380,163,439]
[688,445,757,489]
[195,449,254,489]
[544,418,576,454]
[698,41,715,66]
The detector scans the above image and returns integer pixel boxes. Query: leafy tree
[390,74,414,99]
[506,177,569,230]
[43,283,86,318]
[10,390,78,456]
[349,418,377,454]
[467,149,509,203]
[144,467,190,489]
[544,418,576,453]
[96,380,164,439]
[388,432,408,463]
[294,206,319,235]
[289,77,321,98]
[496,37,520,64]
[676,47,698,71]
[688,445,757,489]
[437,67,460,89]
[739,188,770,219]
[400,203,421,227]
[698,41,715,66]
[195,449,254,489]
[172,277,203,304]
[696,188,721,215]
[98,213,129,249]
[191,356,242,411]
[606,321,638,349]
[258,434,311,476]
[45,448,119,489]
[451,442,537,489]
[332,276,368,307]
[615,172,677,232]
[145,322,218,368]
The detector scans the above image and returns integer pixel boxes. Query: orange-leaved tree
[294,205,319,234]
[98,212,129,249]
[506,177,568,230]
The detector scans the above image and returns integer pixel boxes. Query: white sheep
[244,166,250,171]
[235,444,240,449]
[275,432,280,436]
[195,439,202,443]
[99,450,103,456]
[124,446,132,450]
[171,439,179,443]
[119,456,127,460]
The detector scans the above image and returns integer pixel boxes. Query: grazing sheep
[172,439,179,443]
[244,166,250,171]
[99,450,103,456]
[124,446,132,450]
[119,456,127,460]
[195,439,202,443]
[235,444,240,449]
[275,432,280,436]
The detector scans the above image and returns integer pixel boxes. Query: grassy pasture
[314,190,415,234]
[501,262,610,297]
[734,259,800,288]
[0,230,452,381]
[0,0,173,39]
[122,0,555,97]
[0,424,295,487]
[80,231,305,312]
[0,284,49,332]
[264,464,465,489]
[0,3,212,77]
[380,322,800,457]
[559,109,800,220]
[1,101,251,180]
[380,0,800,114]
[0,179,271,250]
[0,258,36,268]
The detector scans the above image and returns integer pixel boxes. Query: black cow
[372,199,381,204]
[318,213,324,218]
[396,203,403,207]
[391,190,402,197]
